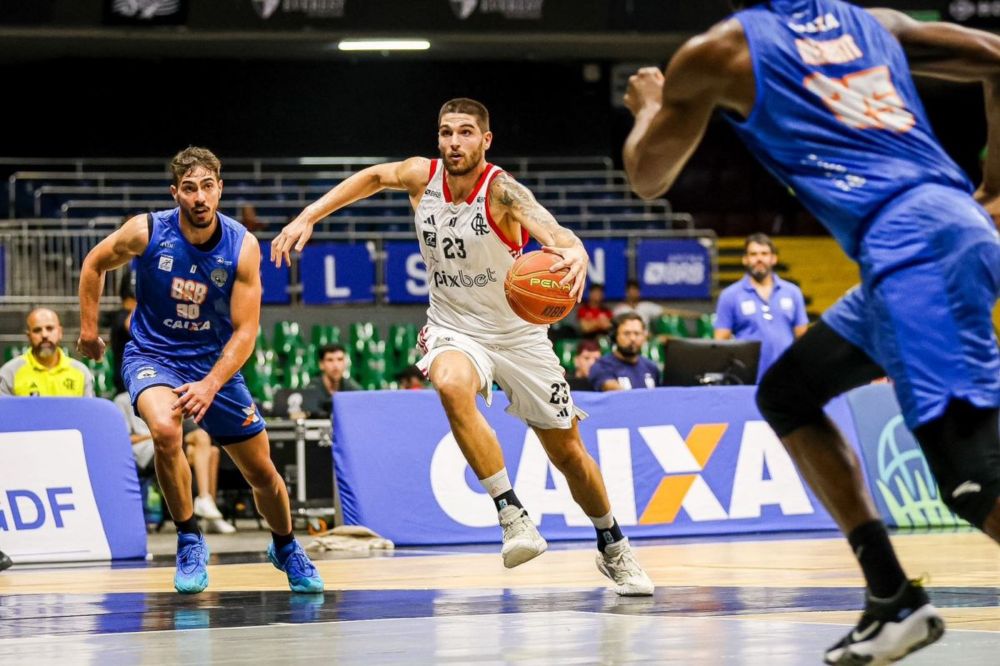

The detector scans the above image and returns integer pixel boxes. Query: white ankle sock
[479,468,512,498]
[589,510,615,530]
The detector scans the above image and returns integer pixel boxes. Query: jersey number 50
[805,65,915,132]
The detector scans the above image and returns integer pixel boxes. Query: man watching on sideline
[589,313,660,391]
[308,343,362,394]
[612,279,663,328]
[714,233,808,381]
[566,339,602,391]
[0,308,94,397]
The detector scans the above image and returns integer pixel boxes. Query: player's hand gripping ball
[504,250,576,325]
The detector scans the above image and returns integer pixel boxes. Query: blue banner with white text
[385,241,429,304]
[260,241,290,304]
[0,398,147,562]
[636,238,712,299]
[300,242,374,304]
[333,387,844,545]
[583,238,628,300]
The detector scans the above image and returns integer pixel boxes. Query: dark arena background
[0,2,998,664]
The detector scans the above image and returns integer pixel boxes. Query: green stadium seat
[310,324,341,347]
[696,313,715,339]
[273,320,304,357]
[554,338,577,373]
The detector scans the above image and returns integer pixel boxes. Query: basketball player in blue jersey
[77,147,323,595]
[623,2,1000,663]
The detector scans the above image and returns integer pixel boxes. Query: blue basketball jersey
[129,208,247,361]
[728,0,972,258]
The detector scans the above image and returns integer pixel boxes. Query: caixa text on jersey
[161,318,212,331]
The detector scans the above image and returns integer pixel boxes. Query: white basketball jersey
[415,160,543,342]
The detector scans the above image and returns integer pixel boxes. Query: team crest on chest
[210,268,228,288]
[471,212,488,236]
[158,255,174,272]
[422,230,438,248]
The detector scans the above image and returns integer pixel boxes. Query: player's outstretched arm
[489,172,588,301]
[870,8,1000,217]
[173,234,261,423]
[623,22,743,200]
[270,157,431,267]
[77,215,150,360]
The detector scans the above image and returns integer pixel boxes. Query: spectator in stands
[566,339,602,391]
[714,233,808,381]
[239,204,266,234]
[395,364,427,389]
[612,279,663,328]
[589,313,660,391]
[308,343,361,394]
[576,283,614,338]
[0,308,94,397]
[113,391,235,533]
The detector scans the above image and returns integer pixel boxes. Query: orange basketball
[504,250,577,325]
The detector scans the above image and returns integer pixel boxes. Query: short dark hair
[589,283,605,292]
[170,146,221,186]
[730,0,769,9]
[625,279,641,290]
[439,98,490,132]
[395,364,424,382]
[575,339,601,355]
[612,311,645,335]
[744,232,776,254]
[318,343,346,361]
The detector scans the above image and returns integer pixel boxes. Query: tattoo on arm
[493,173,581,247]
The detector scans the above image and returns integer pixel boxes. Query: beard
[749,265,772,282]
[33,342,56,359]
[617,343,640,360]
[186,206,214,228]
[441,144,484,176]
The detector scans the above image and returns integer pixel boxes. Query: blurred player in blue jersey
[623,1,1000,663]
[77,147,322,595]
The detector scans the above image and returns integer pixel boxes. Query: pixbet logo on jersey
[432,268,498,288]
[431,420,815,528]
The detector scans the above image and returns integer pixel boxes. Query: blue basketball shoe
[267,539,324,593]
[174,532,209,594]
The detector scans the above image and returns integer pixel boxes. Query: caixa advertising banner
[0,399,147,562]
[333,387,844,545]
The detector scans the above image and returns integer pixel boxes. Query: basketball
[504,250,576,325]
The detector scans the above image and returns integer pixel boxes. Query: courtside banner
[636,238,712,299]
[299,243,374,304]
[384,241,429,304]
[333,387,844,545]
[843,384,967,529]
[259,241,290,304]
[0,398,147,562]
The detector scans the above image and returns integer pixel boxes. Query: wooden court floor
[0,530,997,664]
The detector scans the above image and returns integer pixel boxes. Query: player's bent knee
[435,378,476,410]
[242,463,281,491]
[148,419,183,453]
[546,440,588,473]
[755,353,824,438]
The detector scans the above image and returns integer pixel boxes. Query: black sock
[174,515,201,536]
[596,520,625,553]
[493,489,523,512]
[848,520,907,598]
[272,530,295,550]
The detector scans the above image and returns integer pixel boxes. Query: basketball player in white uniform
[272,98,652,596]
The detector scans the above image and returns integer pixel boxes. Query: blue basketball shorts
[823,183,1000,429]
[122,349,265,443]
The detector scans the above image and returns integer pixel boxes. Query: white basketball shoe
[498,505,547,568]
[596,537,654,596]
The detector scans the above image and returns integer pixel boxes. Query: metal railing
[0,224,712,314]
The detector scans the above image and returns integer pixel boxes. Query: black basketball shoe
[824,579,945,665]
[0,549,12,572]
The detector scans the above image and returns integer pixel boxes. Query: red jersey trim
[428,159,438,182]
[483,168,528,253]
[442,163,493,205]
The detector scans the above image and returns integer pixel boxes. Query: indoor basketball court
[1,530,997,663]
